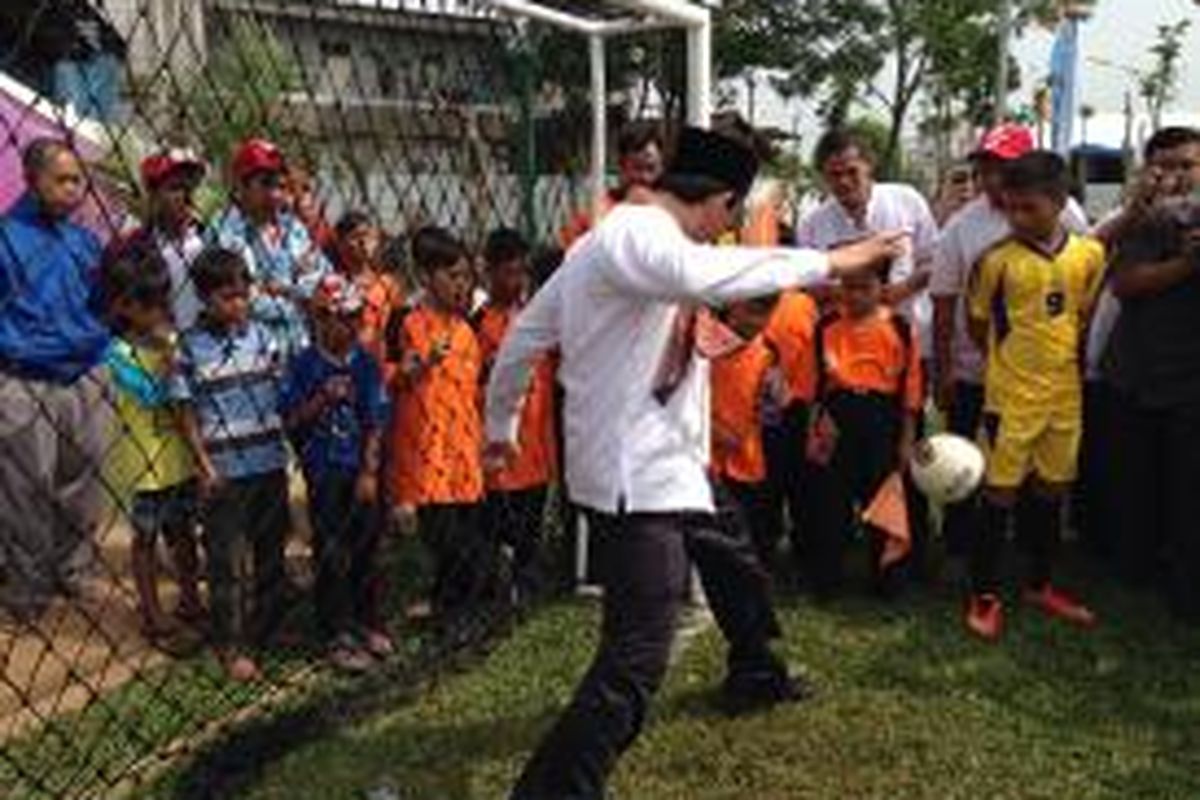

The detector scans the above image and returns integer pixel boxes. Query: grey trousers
[0,367,111,614]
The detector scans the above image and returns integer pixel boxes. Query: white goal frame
[482,0,715,223]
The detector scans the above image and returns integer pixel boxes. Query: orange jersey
[475,303,557,491]
[354,269,403,376]
[817,308,923,413]
[710,337,776,484]
[740,202,781,247]
[763,290,819,405]
[387,304,484,507]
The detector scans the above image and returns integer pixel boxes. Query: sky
[734,0,1200,151]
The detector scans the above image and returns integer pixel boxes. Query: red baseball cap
[972,124,1035,161]
[231,138,285,182]
[140,148,206,188]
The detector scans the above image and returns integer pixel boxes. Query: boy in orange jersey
[760,289,821,582]
[710,294,787,570]
[807,258,924,600]
[334,211,404,373]
[385,227,488,624]
[474,228,557,605]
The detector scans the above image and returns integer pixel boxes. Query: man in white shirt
[929,124,1089,562]
[796,128,940,355]
[486,127,906,800]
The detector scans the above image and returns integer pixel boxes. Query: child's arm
[965,254,1000,355]
[356,429,382,505]
[897,412,918,469]
[282,376,351,430]
[176,404,221,495]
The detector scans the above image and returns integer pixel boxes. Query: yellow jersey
[106,337,195,498]
[967,232,1105,413]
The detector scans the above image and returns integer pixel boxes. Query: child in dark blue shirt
[280,273,391,671]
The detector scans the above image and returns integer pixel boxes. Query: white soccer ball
[909,433,985,504]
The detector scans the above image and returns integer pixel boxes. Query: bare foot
[220,652,262,683]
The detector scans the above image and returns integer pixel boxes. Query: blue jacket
[0,194,110,383]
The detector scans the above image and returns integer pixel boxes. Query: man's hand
[483,441,520,473]
[827,230,912,276]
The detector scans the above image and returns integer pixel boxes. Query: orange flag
[863,472,911,568]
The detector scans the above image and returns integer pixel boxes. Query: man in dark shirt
[0,138,112,620]
[1103,126,1200,622]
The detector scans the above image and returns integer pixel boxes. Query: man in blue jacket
[0,138,112,621]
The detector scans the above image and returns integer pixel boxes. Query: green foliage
[233,568,1200,799]
[183,16,303,174]
[1139,19,1192,128]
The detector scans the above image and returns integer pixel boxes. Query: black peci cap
[667,126,760,200]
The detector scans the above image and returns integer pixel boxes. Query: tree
[183,15,303,176]
[1139,19,1191,130]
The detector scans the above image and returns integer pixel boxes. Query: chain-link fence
[0,2,693,797]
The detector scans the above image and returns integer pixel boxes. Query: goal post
[482,0,714,224]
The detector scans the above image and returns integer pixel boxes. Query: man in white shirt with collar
[929,124,1090,564]
[486,126,906,800]
[796,128,940,356]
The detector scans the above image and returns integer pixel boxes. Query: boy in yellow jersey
[101,242,203,647]
[965,151,1106,640]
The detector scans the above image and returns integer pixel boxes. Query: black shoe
[720,668,814,716]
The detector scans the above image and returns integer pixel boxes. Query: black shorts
[130,481,198,545]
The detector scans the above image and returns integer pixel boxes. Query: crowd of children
[6,117,1196,682]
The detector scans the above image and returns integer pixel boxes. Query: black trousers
[1073,380,1118,558]
[942,381,985,558]
[761,401,812,572]
[418,502,490,618]
[807,392,924,596]
[204,470,289,648]
[725,479,780,572]
[510,495,786,800]
[1109,392,1200,620]
[307,471,384,642]
[485,486,548,599]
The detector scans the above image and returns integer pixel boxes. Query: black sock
[1018,493,1061,591]
[970,500,1008,596]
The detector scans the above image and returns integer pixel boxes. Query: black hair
[530,245,565,289]
[190,247,251,298]
[1144,126,1200,160]
[100,240,171,328]
[334,209,374,239]
[22,137,75,175]
[1002,150,1069,199]
[483,227,530,267]
[411,226,467,275]
[617,122,663,158]
[654,173,734,205]
[813,128,874,171]
[714,113,775,161]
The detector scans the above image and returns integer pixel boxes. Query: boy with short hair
[807,259,923,599]
[710,294,786,569]
[102,242,204,646]
[281,273,392,671]
[171,247,290,681]
[386,227,487,624]
[965,151,1106,640]
[475,228,556,605]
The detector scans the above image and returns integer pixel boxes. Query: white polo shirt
[486,202,832,515]
[929,195,1090,383]
[796,183,940,354]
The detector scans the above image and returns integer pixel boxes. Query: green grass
[229,560,1200,800]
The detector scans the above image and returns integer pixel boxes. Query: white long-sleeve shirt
[485,202,832,515]
[796,183,940,354]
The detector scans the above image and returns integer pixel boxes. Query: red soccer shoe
[965,593,1004,642]
[1023,585,1097,628]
